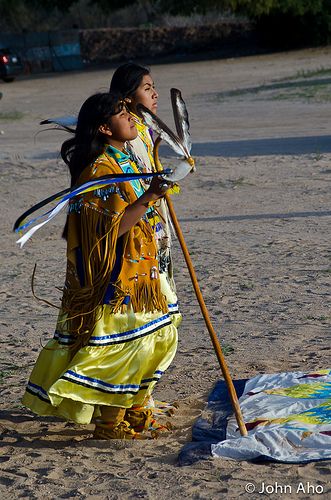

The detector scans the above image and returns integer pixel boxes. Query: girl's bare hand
[147,176,173,199]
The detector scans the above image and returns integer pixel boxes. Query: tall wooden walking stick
[154,137,248,437]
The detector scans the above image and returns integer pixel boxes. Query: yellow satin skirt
[22,304,178,425]
[159,272,182,329]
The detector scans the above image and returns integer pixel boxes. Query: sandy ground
[1,47,331,498]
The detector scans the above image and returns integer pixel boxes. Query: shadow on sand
[161,135,331,157]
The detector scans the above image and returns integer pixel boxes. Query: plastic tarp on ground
[179,370,331,465]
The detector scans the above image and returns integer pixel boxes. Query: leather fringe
[61,205,167,351]
[62,205,122,350]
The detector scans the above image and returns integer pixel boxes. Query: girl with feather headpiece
[22,92,178,440]
[110,63,182,328]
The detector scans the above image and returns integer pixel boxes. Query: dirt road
[1,47,330,499]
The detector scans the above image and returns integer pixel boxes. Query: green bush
[1,0,330,47]
[230,0,331,46]
[256,10,331,47]
[229,0,325,17]
[157,0,331,46]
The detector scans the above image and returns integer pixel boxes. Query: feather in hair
[40,116,77,133]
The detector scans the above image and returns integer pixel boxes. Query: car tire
[2,77,15,82]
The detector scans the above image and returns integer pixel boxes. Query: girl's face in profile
[133,74,158,114]
[107,107,138,144]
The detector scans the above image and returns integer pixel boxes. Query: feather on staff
[170,88,192,162]
[137,88,195,181]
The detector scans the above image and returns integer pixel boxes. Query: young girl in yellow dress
[110,63,181,327]
[22,92,178,440]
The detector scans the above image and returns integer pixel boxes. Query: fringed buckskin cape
[22,145,178,422]
[128,113,180,278]
[63,145,168,349]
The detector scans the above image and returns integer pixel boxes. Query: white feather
[173,91,192,155]
[139,109,187,157]
[162,160,192,182]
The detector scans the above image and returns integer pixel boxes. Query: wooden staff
[154,137,247,437]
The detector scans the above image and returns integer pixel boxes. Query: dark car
[0,48,24,82]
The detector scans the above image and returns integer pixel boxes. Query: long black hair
[109,63,150,105]
[61,92,124,188]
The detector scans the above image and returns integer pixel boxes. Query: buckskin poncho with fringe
[22,145,178,424]
[127,113,181,326]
